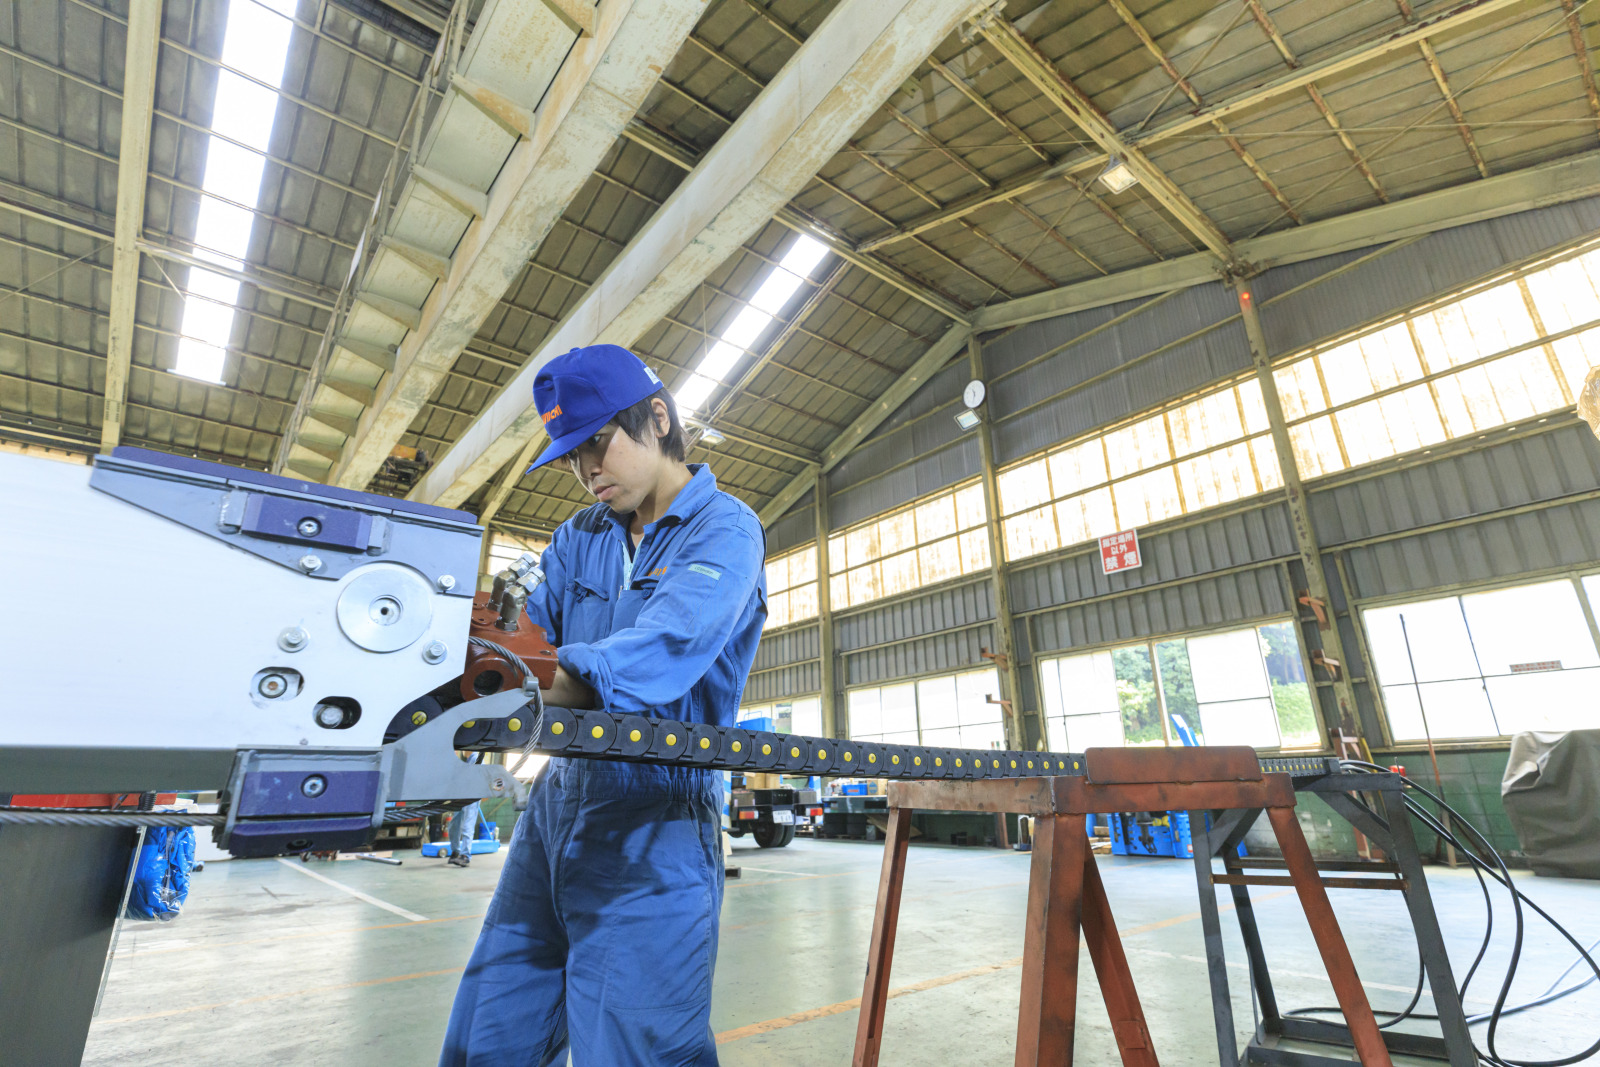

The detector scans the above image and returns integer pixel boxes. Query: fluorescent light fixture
[1099,156,1138,194]
[676,374,717,413]
[172,0,296,384]
[954,409,982,431]
[720,306,773,351]
[698,426,726,447]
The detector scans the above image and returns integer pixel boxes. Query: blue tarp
[125,826,194,921]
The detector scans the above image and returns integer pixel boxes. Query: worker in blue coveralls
[440,343,766,1066]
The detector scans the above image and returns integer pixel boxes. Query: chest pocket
[565,576,612,639]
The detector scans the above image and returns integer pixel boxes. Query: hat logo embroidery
[541,405,562,424]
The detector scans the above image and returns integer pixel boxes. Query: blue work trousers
[440,760,724,1066]
[448,801,480,858]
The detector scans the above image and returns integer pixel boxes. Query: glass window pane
[953,483,987,529]
[847,688,881,737]
[1549,328,1600,401]
[847,525,880,569]
[918,537,961,586]
[1479,348,1567,421]
[880,684,918,735]
[1155,639,1198,742]
[1176,442,1258,511]
[765,556,790,593]
[1039,658,1064,723]
[997,460,1051,515]
[830,573,850,610]
[847,564,881,606]
[1188,629,1270,702]
[1112,645,1162,745]
[790,697,822,737]
[914,494,957,542]
[765,590,790,630]
[1198,698,1281,748]
[879,511,916,556]
[1055,650,1119,715]
[1485,668,1600,733]
[1056,487,1117,547]
[916,676,959,731]
[1287,415,1345,478]
[1525,257,1600,332]
[1104,414,1172,479]
[921,726,962,748]
[1382,680,1499,741]
[1168,388,1243,457]
[828,535,847,573]
[1048,438,1109,496]
[1252,435,1284,491]
[960,720,1006,750]
[789,583,818,624]
[1364,599,1482,684]
[956,669,1000,724]
[1112,467,1182,528]
[1259,622,1318,748]
[1003,507,1059,561]
[958,528,991,573]
[1273,360,1327,419]
[1460,580,1600,674]
[881,550,919,598]
[790,546,817,586]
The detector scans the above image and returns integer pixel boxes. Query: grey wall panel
[1343,497,1600,600]
[982,294,1154,377]
[752,624,820,671]
[842,625,994,688]
[1257,195,1600,358]
[861,357,968,445]
[1008,501,1295,612]
[764,493,816,556]
[827,437,982,530]
[1028,564,1289,654]
[1311,423,1600,545]
[836,577,996,651]
[743,662,821,703]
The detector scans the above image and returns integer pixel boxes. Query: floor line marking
[114,913,485,958]
[274,858,428,922]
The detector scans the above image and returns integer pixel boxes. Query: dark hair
[612,387,686,463]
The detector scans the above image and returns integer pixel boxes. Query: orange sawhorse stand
[851,747,1395,1067]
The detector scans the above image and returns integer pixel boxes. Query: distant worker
[440,344,766,1066]
[445,800,479,868]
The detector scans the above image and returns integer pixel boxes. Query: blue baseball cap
[527,344,665,471]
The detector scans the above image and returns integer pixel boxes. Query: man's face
[565,419,664,514]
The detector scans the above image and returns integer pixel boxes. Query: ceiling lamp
[1099,156,1138,194]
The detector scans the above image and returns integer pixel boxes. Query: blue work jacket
[528,465,767,786]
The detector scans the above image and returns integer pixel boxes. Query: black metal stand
[1191,772,1476,1067]
[0,823,141,1066]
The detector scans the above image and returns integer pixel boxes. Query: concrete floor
[84,837,1600,1065]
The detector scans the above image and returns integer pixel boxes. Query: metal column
[1235,281,1362,739]
[815,469,840,738]
[968,334,1034,749]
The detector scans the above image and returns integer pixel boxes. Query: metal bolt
[437,574,456,592]
[278,626,309,652]
[491,777,506,791]
[298,554,322,573]
[296,517,322,538]
[257,673,288,698]
[422,640,448,665]
[314,704,345,729]
[300,775,327,798]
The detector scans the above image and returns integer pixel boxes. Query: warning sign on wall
[1099,529,1142,575]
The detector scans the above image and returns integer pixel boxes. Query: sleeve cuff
[557,643,613,710]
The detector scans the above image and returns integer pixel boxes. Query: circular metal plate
[335,564,435,652]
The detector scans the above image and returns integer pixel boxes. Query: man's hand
[543,665,598,710]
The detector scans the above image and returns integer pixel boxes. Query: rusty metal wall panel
[835,577,995,651]
[744,662,821,703]
[842,625,994,687]
[1028,565,1289,655]
[1312,423,1600,546]
[1343,497,1600,600]
[1256,195,1600,357]
[1007,502,1295,612]
[752,624,820,670]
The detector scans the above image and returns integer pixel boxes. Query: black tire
[753,821,796,848]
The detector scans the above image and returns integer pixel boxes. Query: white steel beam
[324,0,707,491]
[411,0,986,509]
[970,148,1600,333]
[100,0,162,452]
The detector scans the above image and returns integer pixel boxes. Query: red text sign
[1099,529,1142,575]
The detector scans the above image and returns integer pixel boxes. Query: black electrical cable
[1338,760,1600,1067]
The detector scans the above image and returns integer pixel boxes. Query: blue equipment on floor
[421,819,499,858]
[125,825,195,920]
[1104,717,1244,859]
